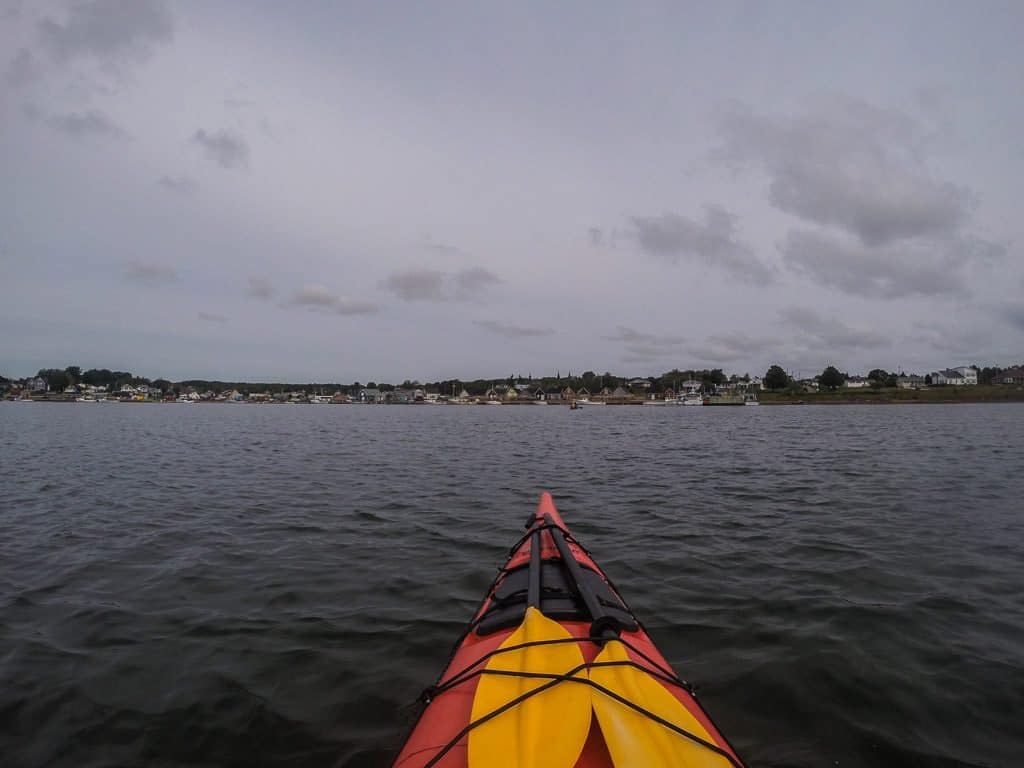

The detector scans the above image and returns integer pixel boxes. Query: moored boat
[392,493,745,768]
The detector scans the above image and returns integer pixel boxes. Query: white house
[898,374,926,389]
[844,376,872,389]
[932,367,977,386]
[953,366,978,385]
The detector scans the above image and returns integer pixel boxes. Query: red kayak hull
[392,492,744,768]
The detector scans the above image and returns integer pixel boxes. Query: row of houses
[796,366,980,393]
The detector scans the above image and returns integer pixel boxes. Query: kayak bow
[392,492,746,768]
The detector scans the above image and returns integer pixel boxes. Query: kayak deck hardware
[395,495,748,768]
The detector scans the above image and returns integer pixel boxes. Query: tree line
[18,365,736,397]
[11,361,1021,398]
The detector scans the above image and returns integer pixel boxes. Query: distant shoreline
[7,388,1024,406]
[758,386,1024,405]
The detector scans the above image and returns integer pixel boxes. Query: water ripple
[1,402,1023,767]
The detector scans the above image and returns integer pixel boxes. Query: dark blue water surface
[1,402,1022,767]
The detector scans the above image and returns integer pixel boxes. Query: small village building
[998,366,1024,385]
[932,370,963,385]
[952,366,978,385]
[897,375,926,389]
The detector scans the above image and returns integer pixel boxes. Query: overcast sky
[2,1,1022,382]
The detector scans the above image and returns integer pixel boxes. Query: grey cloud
[7,49,37,87]
[382,266,501,302]
[620,345,675,362]
[632,205,774,283]
[425,239,468,258]
[908,321,990,357]
[454,267,501,300]
[157,175,196,195]
[287,285,378,316]
[780,306,889,350]
[26,105,129,141]
[474,320,553,338]
[38,0,173,64]
[621,351,666,364]
[191,130,248,169]
[604,326,684,346]
[605,326,684,361]
[382,268,444,301]
[198,312,227,323]
[781,229,1002,299]
[687,331,770,363]
[1002,305,1024,332]
[247,277,275,300]
[124,261,178,284]
[718,100,970,247]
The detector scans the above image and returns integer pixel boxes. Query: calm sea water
[1,402,1022,767]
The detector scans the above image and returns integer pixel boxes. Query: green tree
[867,368,888,382]
[820,365,845,391]
[38,368,70,392]
[764,365,789,391]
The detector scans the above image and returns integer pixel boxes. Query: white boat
[486,400,503,406]
[577,399,606,407]
[680,392,703,406]
[744,393,760,405]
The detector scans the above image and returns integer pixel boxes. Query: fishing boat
[392,493,745,768]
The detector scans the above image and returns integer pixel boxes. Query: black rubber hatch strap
[543,513,627,639]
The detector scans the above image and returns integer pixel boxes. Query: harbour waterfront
[1,403,1022,767]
